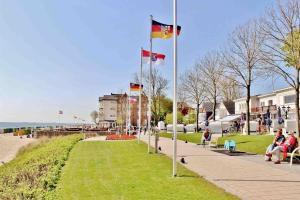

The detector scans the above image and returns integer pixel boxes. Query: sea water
[0,122,76,129]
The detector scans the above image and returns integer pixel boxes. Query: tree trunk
[196,103,199,132]
[158,95,161,121]
[213,89,217,121]
[246,84,251,135]
[296,68,300,137]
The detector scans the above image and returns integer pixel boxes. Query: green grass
[159,132,275,155]
[0,134,83,199]
[217,134,274,154]
[159,132,202,144]
[56,141,238,200]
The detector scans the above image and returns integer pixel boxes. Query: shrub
[13,129,32,136]
[0,134,83,199]
[3,128,14,133]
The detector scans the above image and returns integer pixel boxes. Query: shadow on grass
[179,154,225,157]
[177,174,198,178]
[236,141,251,144]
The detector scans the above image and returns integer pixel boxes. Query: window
[268,100,273,106]
[284,95,295,104]
[110,115,115,117]
[260,102,265,107]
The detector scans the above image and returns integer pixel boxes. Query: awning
[219,115,240,122]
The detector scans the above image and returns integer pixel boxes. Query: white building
[234,87,297,119]
[234,86,300,134]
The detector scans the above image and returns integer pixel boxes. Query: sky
[0,0,285,123]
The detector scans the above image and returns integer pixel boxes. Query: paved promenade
[140,135,300,200]
[0,133,35,165]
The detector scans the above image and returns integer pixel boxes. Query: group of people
[265,128,298,164]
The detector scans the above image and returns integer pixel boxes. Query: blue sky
[0,0,284,123]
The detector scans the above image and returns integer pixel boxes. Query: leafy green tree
[159,96,173,114]
[183,111,196,124]
[165,112,184,124]
[281,30,300,66]
[261,0,300,135]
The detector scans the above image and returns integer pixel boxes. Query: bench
[288,147,300,166]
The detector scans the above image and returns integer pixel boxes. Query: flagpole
[148,15,153,153]
[126,92,129,134]
[138,47,143,144]
[129,89,131,135]
[172,0,178,177]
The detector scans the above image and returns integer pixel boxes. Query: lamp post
[281,105,291,119]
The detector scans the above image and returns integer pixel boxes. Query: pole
[129,90,131,135]
[138,47,143,144]
[82,121,84,139]
[148,15,153,153]
[126,93,129,134]
[172,0,178,177]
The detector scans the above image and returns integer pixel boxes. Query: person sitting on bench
[282,131,298,160]
[265,129,285,164]
[202,128,211,145]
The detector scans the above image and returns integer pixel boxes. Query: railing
[251,105,277,113]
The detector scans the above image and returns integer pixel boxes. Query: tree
[260,0,300,135]
[183,110,196,124]
[180,65,206,131]
[157,96,173,121]
[197,51,224,121]
[117,93,128,131]
[90,110,98,124]
[224,20,266,135]
[220,77,243,101]
[165,112,184,124]
[134,68,169,125]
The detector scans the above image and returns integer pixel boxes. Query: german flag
[130,83,143,92]
[151,20,181,39]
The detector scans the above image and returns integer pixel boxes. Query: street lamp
[281,105,291,119]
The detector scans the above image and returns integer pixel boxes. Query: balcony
[251,105,277,113]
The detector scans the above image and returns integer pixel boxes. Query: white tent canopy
[219,115,240,122]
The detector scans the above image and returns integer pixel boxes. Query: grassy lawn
[56,141,238,200]
[217,134,274,155]
[159,132,275,155]
[159,132,202,144]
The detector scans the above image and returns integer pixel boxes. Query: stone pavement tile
[140,135,300,199]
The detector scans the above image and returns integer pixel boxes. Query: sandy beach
[0,133,36,165]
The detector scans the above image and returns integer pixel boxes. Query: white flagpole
[126,92,129,134]
[172,0,178,177]
[138,47,143,144]
[129,89,132,135]
[148,15,153,153]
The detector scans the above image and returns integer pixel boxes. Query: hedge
[0,134,83,199]
[14,129,32,136]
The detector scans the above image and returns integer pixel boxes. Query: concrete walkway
[82,136,107,141]
[140,135,300,200]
